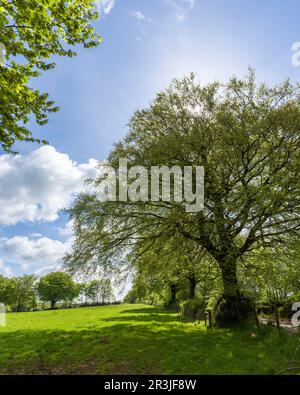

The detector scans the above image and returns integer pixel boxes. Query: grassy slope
[0,304,299,375]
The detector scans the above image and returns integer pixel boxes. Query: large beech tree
[0,0,101,152]
[65,71,300,326]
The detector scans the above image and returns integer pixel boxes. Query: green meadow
[0,304,299,375]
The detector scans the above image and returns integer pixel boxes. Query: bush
[180,297,206,321]
[214,294,256,327]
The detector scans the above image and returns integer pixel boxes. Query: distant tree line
[0,271,115,312]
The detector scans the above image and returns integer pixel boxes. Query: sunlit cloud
[0,259,13,278]
[131,11,145,21]
[95,0,115,15]
[0,146,98,226]
[0,236,72,276]
[165,0,196,21]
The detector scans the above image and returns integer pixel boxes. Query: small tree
[0,275,10,305]
[99,278,114,304]
[83,280,102,304]
[37,272,79,309]
[8,275,37,312]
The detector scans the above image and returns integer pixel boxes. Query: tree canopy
[37,271,79,309]
[65,70,300,325]
[0,0,101,153]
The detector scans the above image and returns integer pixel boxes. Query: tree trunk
[215,258,255,326]
[50,300,56,310]
[188,275,197,300]
[208,310,212,328]
[273,302,280,330]
[166,283,178,309]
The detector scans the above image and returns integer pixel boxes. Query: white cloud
[175,11,186,22]
[167,0,196,21]
[95,0,115,15]
[59,220,75,239]
[185,0,195,9]
[30,233,43,238]
[0,259,13,278]
[131,11,145,21]
[0,236,71,276]
[131,10,152,42]
[0,146,98,226]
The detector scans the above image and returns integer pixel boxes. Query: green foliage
[0,275,11,305]
[123,289,139,304]
[82,278,114,304]
[0,0,101,152]
[238,242,300,317]
[7,275,37,312]
[123,236,222,317]
[37,271,79,309]
[180,296,207,321]
[0,271,115,312]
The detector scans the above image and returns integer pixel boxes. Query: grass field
[0,304,299,375]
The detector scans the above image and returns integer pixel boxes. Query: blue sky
[1,0,300,279]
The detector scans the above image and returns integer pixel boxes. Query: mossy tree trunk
[188,275,197,300]
[166,283,178,309]
[215,257,255,326]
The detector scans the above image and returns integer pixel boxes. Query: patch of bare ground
[2,356,161,375]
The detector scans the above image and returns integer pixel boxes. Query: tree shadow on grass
[0,320,296,375]
[120,307,178,315]
[102,314,181,324]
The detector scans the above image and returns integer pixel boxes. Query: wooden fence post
[208,310,212,328]
[273,303,280,330]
